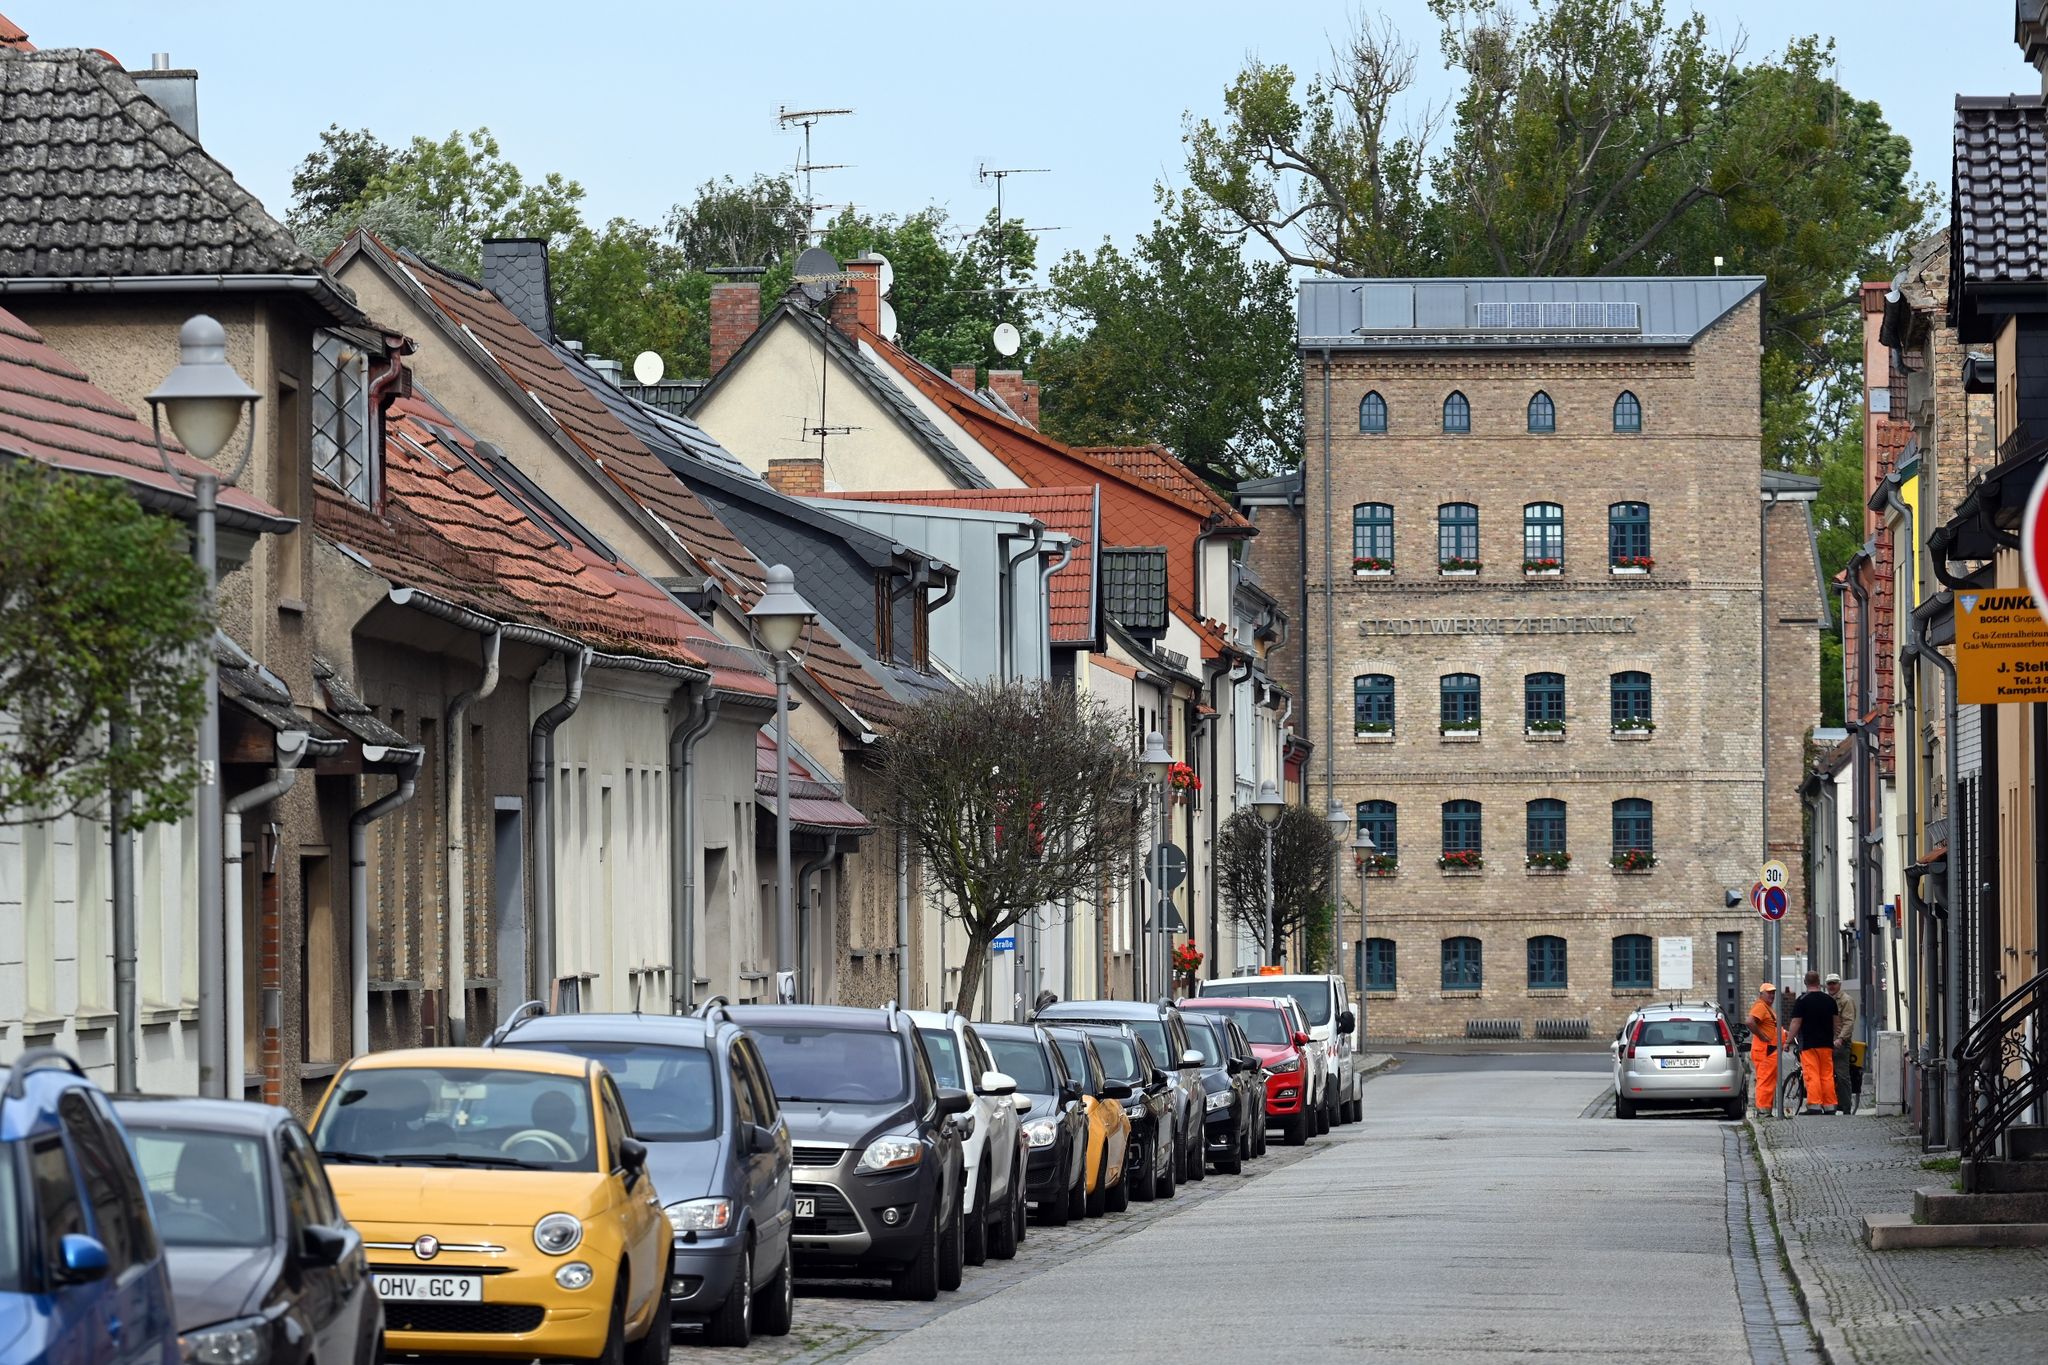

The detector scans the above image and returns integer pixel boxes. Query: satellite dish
[872,252,894,297]
[631,350,665,386]
[992,322,1021,357]
[794,247,841,303]
[877,299,899,343]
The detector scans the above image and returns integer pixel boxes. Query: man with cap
[1827,972,1856,1111]
[1747,982,1781,1115]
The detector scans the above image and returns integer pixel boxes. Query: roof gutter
[0,272,364,325]
[386,587,710,686]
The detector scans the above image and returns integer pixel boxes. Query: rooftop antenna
[778,105,854,242]
[977,163,1050,244]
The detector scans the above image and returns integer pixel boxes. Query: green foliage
[666,174,810,273]
[549,218,701,381]
[289,126,399,222]
[0,461,211,830]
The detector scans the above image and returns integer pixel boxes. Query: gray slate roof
[1101,547,1169,634]
[1952,96,2048,288]
[1298,276,1763,350]
[481,239,553,340]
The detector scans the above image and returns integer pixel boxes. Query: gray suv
[1034,999,1206,1185]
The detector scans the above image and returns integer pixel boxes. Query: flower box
[1354,568,1393,578]
[1440,728,1481,742]
[1610,851,1658,873]
[1524,729,1565,742]
[1439,867,1483,878]
[1522,559,1562,576]
[1351,558,1393,577]
[1355,730,1394,744]
[1440,567,1479,578]
[1437,852,1483,873]
[1526,866,1570,876]
[1610,566,1648,577]
[1357,853,1398,877]
[1525,852,1572,871]
[1611,729,1651,741]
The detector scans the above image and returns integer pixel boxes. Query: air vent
[1471,300,1639,332]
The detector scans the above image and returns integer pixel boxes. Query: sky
[8,1,2025,268]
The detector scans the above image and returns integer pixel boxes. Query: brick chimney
[951,364,978,391]
[765,458,824,496]
[988,370,1038,427]
[709,282,760,376]
[1020,379,1041,428]
[831,259,882,340]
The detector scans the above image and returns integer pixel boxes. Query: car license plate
[1660,1057,1702,1069]
[373,1272,483,1302]
[795,1197,816,1218]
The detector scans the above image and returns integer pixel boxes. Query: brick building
[1240,278,1825,1040]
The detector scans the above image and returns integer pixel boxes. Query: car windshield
[751,1027,908,1105]
[1637,1019,1721,1047]
[505,1040,717,1142]
[917,1029,965,1089]
[1207,1007,1289,1045]
[130,1127,272,1248]
[1126,1020,1170,1060]
[1182,1017,1221,1065]
[312,1066,597,1172]
[1088,1036,1142,1084]
[1200,979,1333,1026]
[985,1038,1053,1093]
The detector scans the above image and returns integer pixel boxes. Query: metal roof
[1298,276,1764,350]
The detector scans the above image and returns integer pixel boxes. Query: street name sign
[1956,588,2048,704]
[992,935,1016,952]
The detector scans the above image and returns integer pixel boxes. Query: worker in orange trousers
[1747,982,1781,1113]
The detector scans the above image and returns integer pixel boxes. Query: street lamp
[1138,729,1174,997]
[1352,825,1377,1040]
[1254,779,1285,969]
[1325,801,1349,974]
[147,315,259,1099]
[749,565,815,1003]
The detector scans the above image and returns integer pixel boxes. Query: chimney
[1019,380,1041,428]
[2023,0,2048,88]
[480,238,554,342]
[831,258,882,340]
[765,458,825,497]
[950,365,979,392]
[131,54,200,142]
[988,370,1038,427]
[710,282,760,376]
[587,357,623,388]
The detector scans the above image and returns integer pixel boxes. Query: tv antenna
[778,105,854,241]
[977,163,1050,236]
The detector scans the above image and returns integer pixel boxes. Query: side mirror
[1178,1049,1204,1070]
[1293,1032,1311,1047]
[1102,1080,1134,1100]
[1058,1080,1083,1106]
[57,1234,109,1283]
[1148,1067,1169,1090]
[1227,1057,1254,1076]
[748,1124,779,1155]
[936,1086,974,1118]
[978,1070,1019,1098]
[1010,1094,1032,1114]
[299,1224,352,1268]
[618,1137,648,1172]
[1338,1010,1357,1036]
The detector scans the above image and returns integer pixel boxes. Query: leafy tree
[550,218,701,378]
[1039,190,1301,485]
[1215,805,1337,967]
[666,173,811,273]
[874,679,1144,1012]
[288,125,399,223]
[0,461,211,829]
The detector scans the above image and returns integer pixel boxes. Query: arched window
[1526,798,1566,859]
[1522,501,1564,566]
[1440,673,1481,731]
[1609,502,1651,567]
[1365,938,1397,990]
[1610,671,1652,731]
[1442,391,1471,434]
[1353,675,1395,735]
[1614,391,1642,433]
[1359,391,1388,434]
[1441,800,1482,858]
[1438,502,1479,568]
[1442,936,1483,990]
[1524,672,1565,730]
[1612,934,1654,989]
[1528,935,1567,989]
[1613,798,1655,866]
[1527,391,1556,433]
[1356,799,1398,858]
[1351,502,1394,568]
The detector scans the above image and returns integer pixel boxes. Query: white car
[1196,974,1362,1130]
[908,1010,1029,1265]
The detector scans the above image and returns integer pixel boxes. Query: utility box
[1871,1030,1905,1115]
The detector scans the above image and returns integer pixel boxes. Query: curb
[1359,1054,1398,1079]
[1746,1117,1851,1365]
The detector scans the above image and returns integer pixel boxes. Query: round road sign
[1760,860,1789,890]
[1760,886,1788,921]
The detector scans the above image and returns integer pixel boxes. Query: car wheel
[890,1209,941,1301]
[1284,1112,1310,1146]
[1218,1121,1244,1175]
[624,1274,672,1365]
[1106,1159,1130,1212]
[1086,1149,1108,1217]
[964,1165,990,1267]
[1155,1136,1176,1199]
[1723,1098,1745,1122]
[1314,1098,1330,1135]
[1187,1127,1206,1181]
[990,1168,1022,1259]
[704,1245,753,1348]
[754,1247,794,1337]
[1039,1141,1073,1225]
[937,1197,965,1292]
[1131,1136,1158,1202]
[1614,1094,1637,1121]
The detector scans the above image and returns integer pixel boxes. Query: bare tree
[874,680,1145,1012]
[1216,805,1336,967]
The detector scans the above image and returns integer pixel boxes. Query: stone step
[1912,1184,2048,1224]
[1866,1212,2048,1250]
[1963,1158,2048,1194]
[2008,1125,2048,1161]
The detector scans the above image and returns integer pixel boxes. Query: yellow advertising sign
[1956,588,2048,704]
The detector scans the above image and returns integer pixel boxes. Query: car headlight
[666,1198,734,1234]
[1022,1118,1058,1148]
[1269,1055,1301,1074]
[1122,1104,1144,1119]
[534,1212,584,1256]
[854,1135,923,1174]
[181,1316,270,1365]
[1204,1090,1232,1111]
[555,1261,595,1291]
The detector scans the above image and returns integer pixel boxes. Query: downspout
[350,747,421,1056]
[530,649,592,1007]
[1002,525,1046,679]
[896,818,911,1007]
[1882,477,1922,1114]
[1761,489,1775,990]
[444,628,502,1046]
[110,719,137,1093]
[1037,540,1072,681]
[1916,592,1964,1147]
[1222,657,1251,968]
[671,683,721,1014]
[797,834,841,1005]
[225,729,309,1097]
[1319,348,1335,814]
[1289,479,1308,715]
[1848,562,1878,1033]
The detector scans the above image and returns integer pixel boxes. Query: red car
[1179,997,1317,1145]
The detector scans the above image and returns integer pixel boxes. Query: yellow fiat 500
[310,1047,670,1362]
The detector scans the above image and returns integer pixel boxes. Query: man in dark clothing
[1788,971,1840,1114]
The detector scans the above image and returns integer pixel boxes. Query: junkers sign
[1358,616,1637,638]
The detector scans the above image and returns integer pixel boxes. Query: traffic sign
[1144,896,1186,933]
[1148,844,1188,891]
[1760,860,1789,890]
[991,935,1016,952]
[1760,887,1788,921]
[1750,882,1765,912]
[2022,460,2048,627]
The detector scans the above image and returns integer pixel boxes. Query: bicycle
[1774,1039,1858,1115]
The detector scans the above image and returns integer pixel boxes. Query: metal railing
[1956,966,2048,1160]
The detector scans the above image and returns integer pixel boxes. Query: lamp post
[1352,827,1376,1041]
[1138,729,1174,998]
[1254,779,1285,968]
[749,565,815,1003]
[147,316,258,1099]
[1325,801,1349,974]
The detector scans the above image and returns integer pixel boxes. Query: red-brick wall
[710,283,759,376]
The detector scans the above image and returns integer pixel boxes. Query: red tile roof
[0,304,284,526]
[0,14,31,50]
[755,731,872,833]
[815,485,1098,646]
[1074,445,1246,526]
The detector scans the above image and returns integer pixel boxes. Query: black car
[728,1005,971,1301]
[978,1022,1091,1227]
[1062,1026,1176,1202]
[1040,1029,1135,1216]
[1034,999,1204,1185]
[1181,1013,1260,1174]
[489,1005,796,1347]
[113,1096,380,1365]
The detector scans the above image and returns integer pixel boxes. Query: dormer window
[312,330,373,503]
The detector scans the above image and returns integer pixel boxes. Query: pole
[1357,856,1368,1042]
[194,471,224,1097]
[110,719,137,1093]
[1761,490,1778,1004]
[1156,784,1170,999]
[895,822,911,1007]
[1264,823,1278,969]
[775,654,797,1002]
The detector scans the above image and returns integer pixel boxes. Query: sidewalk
[1751,1110,2048,1363]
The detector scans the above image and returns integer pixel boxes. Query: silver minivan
[1610,1003,1744,1120]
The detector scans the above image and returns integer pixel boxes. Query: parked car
[1180,1013,1259,1173]
[908,1011,1027,1264]
[1033,999,1204,1184]
[1218,1015,1270,1158]
[486,1005,796,1347]
[1040,1029,1132,1216]
[1182,996,1317,1145]
[1611,1003,1745,1120]
[310,1046,672,1363]
[976,1023,1091,1227]
[1066,1025,1175,1202]
[728,1005,970,1301]
[115,1096,380,1365]
[1197,974,1361,1128]
[0,1049,179,1365]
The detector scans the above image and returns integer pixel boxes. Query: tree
[550,218,701,378]
[666,173,811,273]
[873,680,1144,1012]
[1215,805,1338,967]
[1039,190,1301,485]
[0,462,212,829]
[288,125,399,223]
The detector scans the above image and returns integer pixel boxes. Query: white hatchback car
[1610,1003,1744,1120]
[909,1011,1029,1264]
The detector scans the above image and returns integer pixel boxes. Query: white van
[1194,974,1361,1128]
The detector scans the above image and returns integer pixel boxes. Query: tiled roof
[0,303,287,530]
[1953,96,2048,288]
[814,486,1099,646]
[0,50,356,310]
[1101,547,1169,634]
[1074,446,1246,527]
[755,731,873,834]
[313,657,413,751]
[0,13,32,50]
